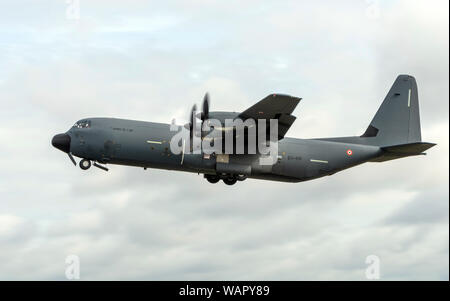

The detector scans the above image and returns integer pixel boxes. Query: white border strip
[181,138,185,165]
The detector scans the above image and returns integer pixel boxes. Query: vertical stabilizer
[362,75,422,146]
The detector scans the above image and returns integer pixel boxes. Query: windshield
[73,120,91,129]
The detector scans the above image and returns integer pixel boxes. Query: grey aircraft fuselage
[51,75,435,184]
[61,117,381,183]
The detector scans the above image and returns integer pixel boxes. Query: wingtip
[270,93,301,100]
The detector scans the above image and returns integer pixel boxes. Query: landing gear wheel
[205,175,220,184]
[236,175,247,181]
[223,177,237,185]
[79,159,91,170]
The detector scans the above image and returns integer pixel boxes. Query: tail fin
[361,74,421,146]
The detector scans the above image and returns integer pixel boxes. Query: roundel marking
[347,149,353,156]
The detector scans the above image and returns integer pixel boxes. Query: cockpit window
[73,120,91,129]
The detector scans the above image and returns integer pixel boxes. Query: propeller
[189,104,197,132]
[201,93,210,121]
[186,93,211,151]
[187,104,198,151]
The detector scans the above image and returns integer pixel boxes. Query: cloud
[383,189,449,225]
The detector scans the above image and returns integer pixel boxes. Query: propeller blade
[189,104,197,131]
[201,93,210,120]
[68,153,76,166]
[188,104,198,152]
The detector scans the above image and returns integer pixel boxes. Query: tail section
[316,74,436,161]
[361,74,421,146]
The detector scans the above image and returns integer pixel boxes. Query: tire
[236,175,247,181]
[205,175,220,184]
[79,159,91,170]
[223,177,237,185]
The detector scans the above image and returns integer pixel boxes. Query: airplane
[52,75,435,185]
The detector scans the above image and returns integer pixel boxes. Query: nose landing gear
[79,159,109,171]
[79,159,91,170]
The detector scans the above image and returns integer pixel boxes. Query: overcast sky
[0,0,448,280]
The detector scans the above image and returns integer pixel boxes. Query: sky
[0,0,448,280]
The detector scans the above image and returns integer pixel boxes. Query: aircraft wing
[238,94,301,140]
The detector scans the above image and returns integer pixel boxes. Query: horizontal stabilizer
[370,142,436,162]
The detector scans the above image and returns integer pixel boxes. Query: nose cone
[52,133,71,153]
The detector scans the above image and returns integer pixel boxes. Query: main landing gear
[223,177,237,186]
[205,175,220,184]
[204,174,246,185]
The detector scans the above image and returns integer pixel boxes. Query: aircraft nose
[52,133,71,153]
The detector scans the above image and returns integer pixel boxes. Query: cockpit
[73,120,91,129]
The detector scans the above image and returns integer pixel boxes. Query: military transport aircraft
[52,75,435,185]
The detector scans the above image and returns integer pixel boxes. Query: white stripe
[310,159,328,164]
[147,140,162,144]
[408,89,411,107]
[181,138,185,165]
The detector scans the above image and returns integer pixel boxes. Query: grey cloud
[383,188,449,225]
